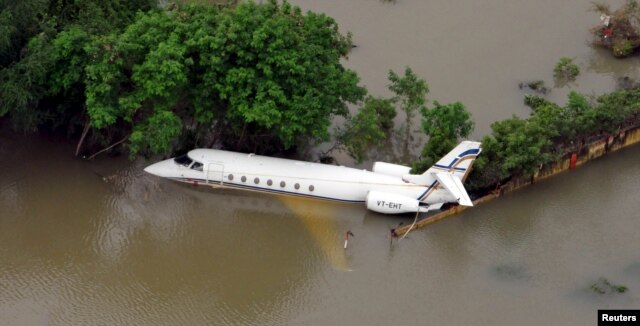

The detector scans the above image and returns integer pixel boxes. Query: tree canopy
[466,88,640,192]
[412,101,474,173]
[0,0,366,158]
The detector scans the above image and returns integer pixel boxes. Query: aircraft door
[206,163,224,185]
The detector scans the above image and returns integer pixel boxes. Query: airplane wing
[433,172,473,206]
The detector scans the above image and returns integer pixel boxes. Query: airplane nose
[144,160,169,177]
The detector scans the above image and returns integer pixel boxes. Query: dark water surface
[2,0,640,325]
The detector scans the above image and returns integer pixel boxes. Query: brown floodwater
[295,0,635,138]
[2,0,640,325]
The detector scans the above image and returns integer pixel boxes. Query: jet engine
[372,162,412,178]
[366,191,428,214]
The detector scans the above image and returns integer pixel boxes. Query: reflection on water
[93,163,188,262]
[278,196,367,271]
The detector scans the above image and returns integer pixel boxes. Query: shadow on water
[491,263,531,282]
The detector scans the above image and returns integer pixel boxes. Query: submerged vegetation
[553,57,580,83]
[590,278,628,294]
[518,80,549,95]
[590,0,640,58]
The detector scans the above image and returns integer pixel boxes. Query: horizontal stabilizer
[402,174,430,185]
[433,172,473,206]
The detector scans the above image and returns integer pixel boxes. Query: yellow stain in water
[278,196,349,271]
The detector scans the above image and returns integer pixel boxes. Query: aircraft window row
[228,174,315,192]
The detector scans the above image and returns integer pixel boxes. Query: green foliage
[523,94,553,110]
[489,117,552,175]
[130,110,183,157]
[364,96,397,131]
[79,1,364,156]
[590,1,640,58]
[339,96,394,162]
[202,0,365,148]
[388,67,429,148]
[519,80,549,95]
[553,57,580,82]
[2,0,365,158]
[0,31,56,130]
[0,9,15,54]
[467,88,640,192]
[0,0,158,145]
[49,27,92,93]
[0,0,48,66]
[47,0,157,34]
[412,101,473,173]
[388,67,429,121]
[590,278,628,294]
[613,39,635,57]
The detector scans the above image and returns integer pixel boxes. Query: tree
[337,95,395,162]
[0,0,48,67]
[0,0,158,147]
[412,101,473,173]
[81,1,365,157]
[388,67,428,154]
[466,116,552,192]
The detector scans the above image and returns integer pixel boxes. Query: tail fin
[403,141,481,206]
[425,141,481,181]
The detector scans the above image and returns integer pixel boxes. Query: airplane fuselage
[145,140,481,214]
[145,149,453,207]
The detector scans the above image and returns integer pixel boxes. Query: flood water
[295,0,635,138]
[2,0,640,325]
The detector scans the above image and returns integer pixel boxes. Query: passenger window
[267,179,273,186]
[228,174,234,181]
[294,183,300,190]
[241,176,247,182]
[254,177,260,184]
[191,162,203,171]
[280,181,286,188]
[309,185,314,192]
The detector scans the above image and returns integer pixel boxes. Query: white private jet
[144,141,481,214]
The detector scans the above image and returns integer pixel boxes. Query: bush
[554,57,580,82]
[590,1,640,58]
[613,39,635,57]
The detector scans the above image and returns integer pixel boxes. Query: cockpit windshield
[191,162,203,171]
[174,154,193,167]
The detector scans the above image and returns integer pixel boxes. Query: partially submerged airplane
[144,141,481,214]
